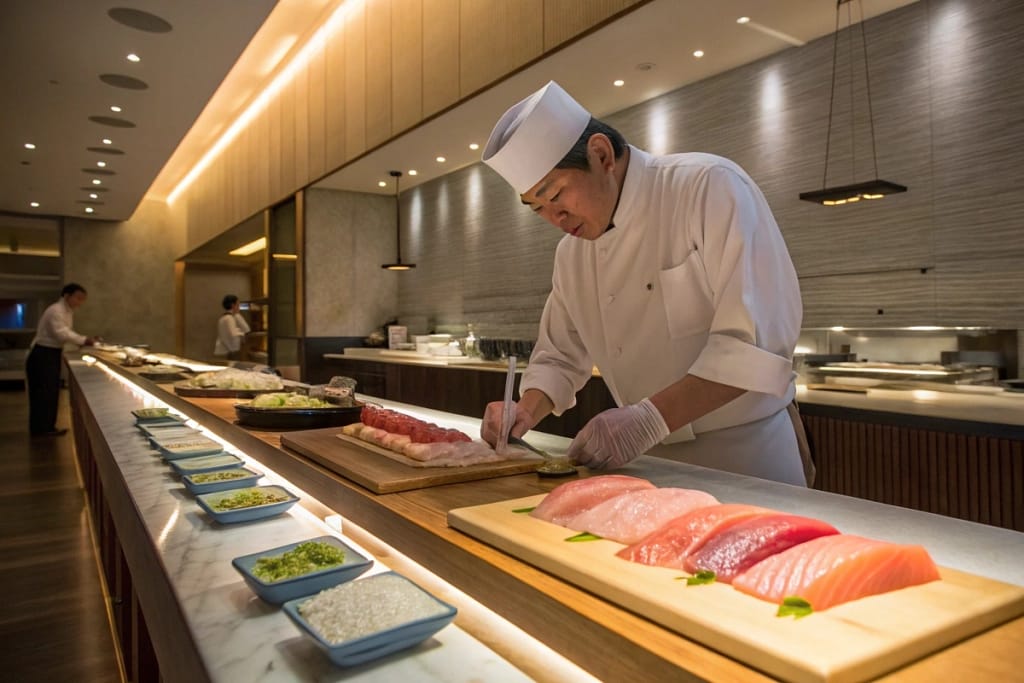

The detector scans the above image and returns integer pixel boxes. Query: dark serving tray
[234,402,364,430]
[173,380,283,398]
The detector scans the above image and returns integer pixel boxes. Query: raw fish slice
[732,534,941,610]
[616,503,775,568]
[566,488,720,544]
[530,475,656,527]
[683,513,840,583]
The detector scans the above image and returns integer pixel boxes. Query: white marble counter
[69,359,579,683]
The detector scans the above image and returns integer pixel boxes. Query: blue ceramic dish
[231,535,372,604]
[132,407,178,423]
[282,571,457,667]
[139,423,199,439]
[170,453,245,476]
[196,485,298,524]
[181,467,262,495]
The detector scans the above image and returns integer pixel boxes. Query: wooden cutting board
[448,495,1024,683]
[280,428,544,493]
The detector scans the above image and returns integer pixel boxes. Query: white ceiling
[0,0,918,229]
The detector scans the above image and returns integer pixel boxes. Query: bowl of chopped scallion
[232,535,372,604]
[195,485,299,523]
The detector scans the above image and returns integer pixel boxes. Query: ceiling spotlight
[110,105,122,112]
[613,79,625,87]
[97,161,107,167]
[636,62,655,71]
[435,156,446,163]
[92,179,102,185]
[89,193,98,199]
[737,16,750,24]
[408,170,417,176]
[102,138,112,145]
[24,143,36,150]
[30,201,40,208]
[378,180,387,187]
[127,53,140,62]
[693,50,705,58]
[469,143,479,150]
[85,207,95,214]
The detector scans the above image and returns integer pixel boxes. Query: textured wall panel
[306,43,327,181]
[344,2,367,160]
[324,25,347,172]
[542,0,643,49]
[459,0,544,96]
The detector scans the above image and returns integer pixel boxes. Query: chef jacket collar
[596,145,646,242]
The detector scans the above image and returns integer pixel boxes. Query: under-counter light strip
[818,366,949,376]
[167,0,363,204]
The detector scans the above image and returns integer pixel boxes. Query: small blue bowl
[181,467,262,495]
[132,408,180,423]
[282,571,457,667]
[196,485,299,524]
[170,453,245,476]
[139,423,197,438]
[158,438,224,460]
[231,535,373,605]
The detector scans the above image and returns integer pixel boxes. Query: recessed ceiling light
[436,156,446,163]
[127,53,140,62]
[89,193,98,199]
[737,16,750,24]
[24,143,36,150]
[110,105,122,112]
[613,79,625,87]
[408,170,417,176]
[693,50,705,58]
[97,161,107,167]
[85,207,95,214]
[30,201,39,208]
[378,180,387,187]
[102,138,112,145]
[92,179,102,185]
[468,143,479,150]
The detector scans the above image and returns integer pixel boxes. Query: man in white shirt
[27,283,98,436]
[479,81,813,486]
[214,294,250,361]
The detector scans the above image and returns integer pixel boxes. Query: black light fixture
[381,170,416,270]
[799,0,907,206]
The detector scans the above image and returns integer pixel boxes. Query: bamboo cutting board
[448,495,1024,683]
[280,428,543,493]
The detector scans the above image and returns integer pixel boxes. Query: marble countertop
[69,359,589,683]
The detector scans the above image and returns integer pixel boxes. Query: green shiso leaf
[685,570,716,586]
[566,531,602,542]
[512,506,536,514]
[777,596,813,619]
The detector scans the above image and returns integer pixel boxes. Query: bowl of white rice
[282,571,457,666]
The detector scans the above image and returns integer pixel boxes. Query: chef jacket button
[615,347,622,357]
[606,294,615,304]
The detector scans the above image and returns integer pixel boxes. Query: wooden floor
[0,383,123,682]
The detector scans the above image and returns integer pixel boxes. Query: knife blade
[496,355,517,453]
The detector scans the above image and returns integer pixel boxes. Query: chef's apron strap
[786,400,816,487]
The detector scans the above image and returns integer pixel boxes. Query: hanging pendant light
[799,0,907,206]
[382,170,416,270]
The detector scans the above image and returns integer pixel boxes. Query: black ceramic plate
[234,402,364,430]
[173,380,282,398]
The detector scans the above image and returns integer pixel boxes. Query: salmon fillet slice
[530,475,655,527]
[732,534,941,610]
[616,503,775,569]
[683,513,840,583]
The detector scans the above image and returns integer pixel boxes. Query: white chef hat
[481,81,592,194]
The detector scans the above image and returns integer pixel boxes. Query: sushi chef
[479,81,813,486]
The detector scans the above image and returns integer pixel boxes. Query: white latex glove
[567,398,670,469]
[480,400,537,448]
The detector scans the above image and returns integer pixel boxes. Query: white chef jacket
[521,147,804,483]
[31,298,86,349]
[214,312,250,356]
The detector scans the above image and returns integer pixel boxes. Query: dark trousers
[26,345,63,434]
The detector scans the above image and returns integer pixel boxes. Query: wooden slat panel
[365,0,393,148]
[542,0,641,49]
[323,25,347,172]
[459,0,543,96]
[803,413,1023,532]
[344,1,367,159]
[422,0,460,117]
[391,0,423,135]
[279,76,297,200]
[293,63,310,187]
[306,41,327,180]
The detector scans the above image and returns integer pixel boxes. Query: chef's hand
[567,398,670,469]
[84,336,99,346]
[481,400,536,447]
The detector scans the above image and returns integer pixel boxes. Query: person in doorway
[479,81,813,486]
[26,283,99,436]
[214,294,250,361]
